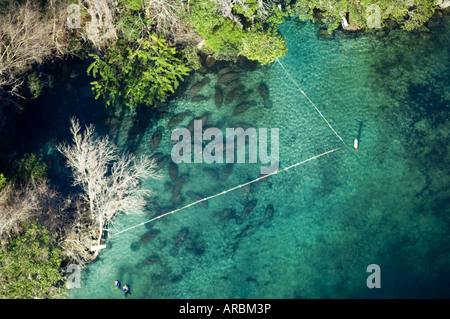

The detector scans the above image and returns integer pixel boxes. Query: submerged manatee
[186,112,210,134]
[191,95,208,103]
[224,80,241,95]
[218,67,232,76]
[218,72,239,84]
[215,208,237,221]
[139,229,161,244]
[221,163,234,180]
[168,161,178,182]
[224,88,240,104]
[187,81,206,99]
[203,167,220,179]
[214,86,223,107]
[150,126,164,151]
[154,155,169,171]
[258,82,269,100]
[237,199,257,224]
[265,204,274,221]
[137,255,161,268]
[264,99,273,109]
[167,110,191,129]
[130,242,141,251]
[186,191,208,208]
[175,227,189,248]
[236,89,253,104]
[232,102,255,116]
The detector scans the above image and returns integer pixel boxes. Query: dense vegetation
[1,0,447,109]
[0,0,448,298]
[0,221,66,299]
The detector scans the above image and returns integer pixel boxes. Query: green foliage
[26,71,44,99]
[182,44,203,70]
[188,0,288,64]
[293,0,437,32]
[87,34,191,109]
[0,221,66,299]
[119,0,143,11]
[242,28,287,64]
[15,153,48,183]
[116,10,148,42]
[0,173,6,190]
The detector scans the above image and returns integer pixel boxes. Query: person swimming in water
[122,284,130,296]
[114,280,121,288]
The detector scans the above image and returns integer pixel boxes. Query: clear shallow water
[19,15,449,299]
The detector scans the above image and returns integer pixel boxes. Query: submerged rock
[150,152,164,161]
[206,55,216,67]
[174,174,188,192]
[243,199,257,217]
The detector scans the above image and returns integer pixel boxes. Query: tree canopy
[0,221,66,299]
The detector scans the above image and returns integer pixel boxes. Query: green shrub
[0,221,66,299]
[15,153,48,182]
[87,34,191,109]
[0,173,6,190]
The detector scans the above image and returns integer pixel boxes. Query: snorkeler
[122,284,130,296]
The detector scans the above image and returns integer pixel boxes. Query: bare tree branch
[57,117,161,257]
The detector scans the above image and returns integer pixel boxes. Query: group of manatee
[186,66,273,116]
[129,65,276,258]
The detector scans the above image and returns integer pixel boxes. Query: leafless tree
[0,180,62,246]
[0,0,78,97]
[143,0,184,34]
[77,0,119,48]
[57,118,161,256]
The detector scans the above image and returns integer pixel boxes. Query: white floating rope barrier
[109,60,348,239]
[109,146,345,238]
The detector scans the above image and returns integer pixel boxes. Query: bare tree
[77,0,119,48]
[143,0,184,34]
[0,0,78,98]
[57,118,160,256]
[0,180,61,246]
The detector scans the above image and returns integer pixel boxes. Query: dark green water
[13,14,449,298]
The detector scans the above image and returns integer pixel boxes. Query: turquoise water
[20,14,449,298]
